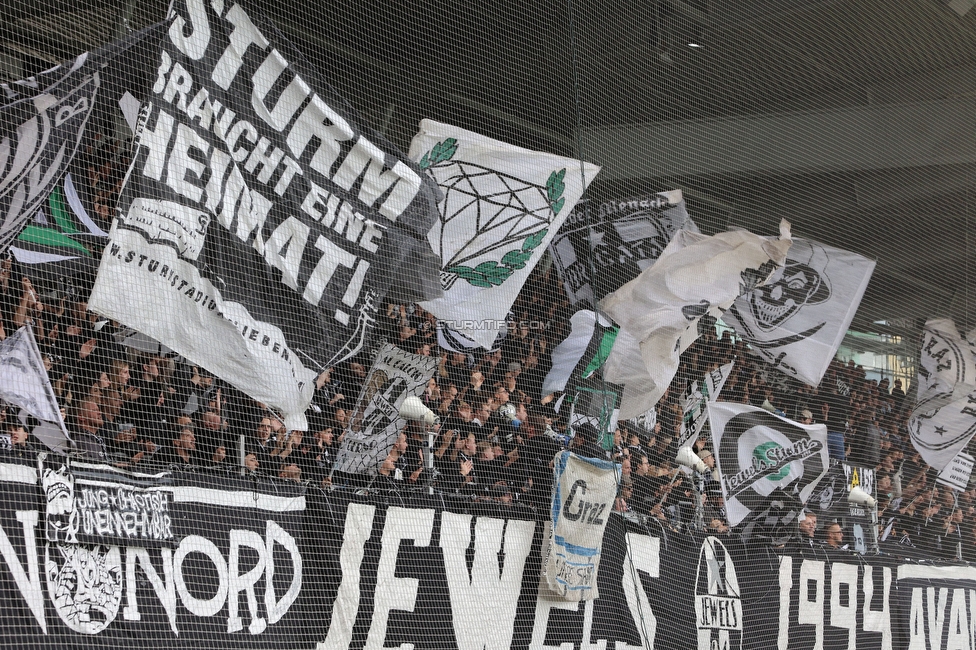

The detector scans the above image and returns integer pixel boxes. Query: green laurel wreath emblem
[422,136,567,288]
[438,158,566,289]
[419,138,458,169]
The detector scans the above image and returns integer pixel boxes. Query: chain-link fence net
[0,1,975,649]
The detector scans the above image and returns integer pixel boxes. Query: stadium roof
[2,0,975,335]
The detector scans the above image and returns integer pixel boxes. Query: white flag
[545,451,620,601]
[0,325,70,451]
[627,407,657,439]
[708,402,829,527]
[410,119,599,349]
[722,238,875,387]
[542,310,616,396]
[908,319,976,470]
[332,344,439,476]
[936,451,975,492]
[600,222,792,420]
[909,388,976,472]
[677,362,734,449]
[917,318,976,401]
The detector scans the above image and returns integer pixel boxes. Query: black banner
[0,459,309,646]
[1,458,976,649]
[548,191,692,307]
[89,0,442,429]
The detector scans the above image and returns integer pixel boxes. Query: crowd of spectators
[0,183,972,560]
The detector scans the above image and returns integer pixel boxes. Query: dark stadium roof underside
[2,0,975,336]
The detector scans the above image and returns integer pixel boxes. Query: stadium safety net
[0,1,975,649]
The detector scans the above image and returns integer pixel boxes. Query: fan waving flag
[600,222,792,420]
[722,238,875,387]
[88,0,442,430]
[548,190,696,307]
[708,402,829,527]
[908,318,976,470]
[0,325,70,452]
[410,119,600,349]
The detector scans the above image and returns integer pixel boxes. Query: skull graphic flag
[600,222,792,420]
[409,119,600,349]
[722,238,875,387]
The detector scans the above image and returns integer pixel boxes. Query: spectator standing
[820,384,850,462]
[825,522,845,549]
[69,399,109,460]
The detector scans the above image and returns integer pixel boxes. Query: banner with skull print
[43,462,174,547]
[600,222,792,420]
[409,119,599,349]
[548,190,696,307]
[722,238,875,388]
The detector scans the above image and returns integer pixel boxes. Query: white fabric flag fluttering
[676,362,734,450]
[709,402,830,527]
[0,325,70,451]
[542,310,616,396]
[908,319,976,470]
[410,119,600,349]
[722,238,875,387]
[600,222,792,420]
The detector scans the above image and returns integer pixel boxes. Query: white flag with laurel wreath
[409,119,600,349]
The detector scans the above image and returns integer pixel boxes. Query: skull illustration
[43,465,77,544]
[45,544,123,634]
[747,240,831,331]
[43,466,74,516]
